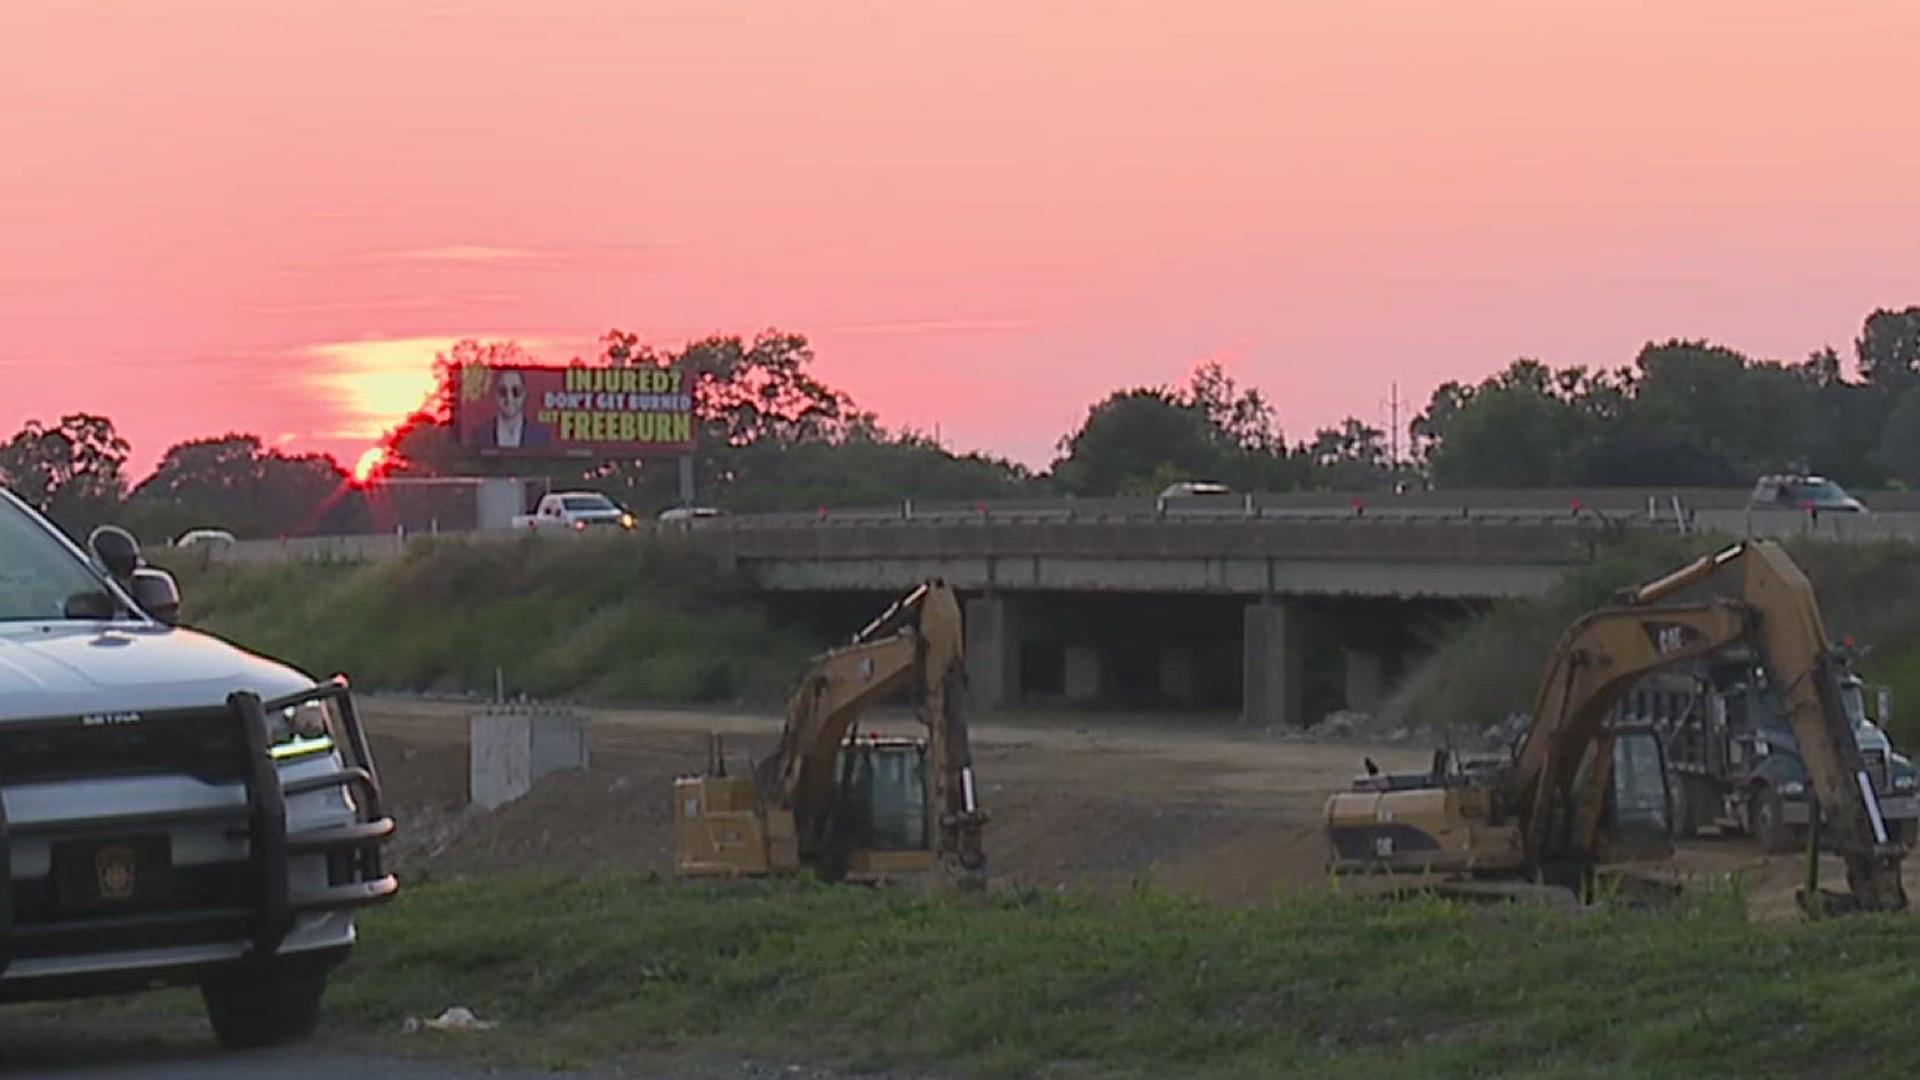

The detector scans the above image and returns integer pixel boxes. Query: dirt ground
[359,696,1903,918]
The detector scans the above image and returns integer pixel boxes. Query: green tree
[1425,383,1592,487]
[1879,388,1920,488]
[1414,360,1610,487]
[1050,363,1307,495]
[1303,419,1395,490]
[1857,307,1920,393]
[716,427,1035,511]
[128,434,368,538]
[0,413,131,532]
[1051,389,1224,496]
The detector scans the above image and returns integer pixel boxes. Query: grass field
[309,873,1914,1080]
[164,534,810,705]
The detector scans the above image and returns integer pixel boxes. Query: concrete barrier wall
[706,519,1605,567]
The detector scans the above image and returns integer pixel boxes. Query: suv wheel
[202,963,327,1049]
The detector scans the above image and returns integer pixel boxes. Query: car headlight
[1779,781,1806,797]
[1896,774,1917,792]
[620,512,636,529]
[267,699,338,761]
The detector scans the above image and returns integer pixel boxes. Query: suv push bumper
[0,680,397,990]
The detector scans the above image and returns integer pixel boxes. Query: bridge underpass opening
[761,589,1476,725]
[961,591,1479,724]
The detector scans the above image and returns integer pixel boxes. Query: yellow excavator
[1325,540,1909,914]
[673,581,989,887]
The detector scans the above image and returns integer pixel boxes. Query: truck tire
[1671,777,1699,840]
[1750,786,1797,855]
[202,964,326,1049]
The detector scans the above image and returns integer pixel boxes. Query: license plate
[52,834,173,909]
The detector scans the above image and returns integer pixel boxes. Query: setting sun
[352,446,388,485]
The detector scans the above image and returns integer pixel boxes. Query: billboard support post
[678,454,695,507]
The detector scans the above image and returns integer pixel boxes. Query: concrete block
[470,706,588,810]
[531,710,591,777]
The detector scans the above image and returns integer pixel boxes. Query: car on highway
[0,487,397,1048]
[512,491,638,532]
[658,506,725,523]
[172,527,238,550]
[1158,480,1232,498]
[1749,473,1866,513]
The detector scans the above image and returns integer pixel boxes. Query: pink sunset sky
[5,1,1919,476]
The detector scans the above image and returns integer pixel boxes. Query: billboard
[454,364,696,457]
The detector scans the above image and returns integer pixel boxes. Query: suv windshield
[1800,480,1855,507]
[561,495,615,512]
[0,495,114,621]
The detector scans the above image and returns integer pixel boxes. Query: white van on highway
[1749,473,1866,513]
[0,488,397,1047]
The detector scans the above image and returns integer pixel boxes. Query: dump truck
[1620,657,1918,851]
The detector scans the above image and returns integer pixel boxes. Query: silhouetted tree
[0,413,130,532]
[1858,307,1920,393]
[129,434,368,538]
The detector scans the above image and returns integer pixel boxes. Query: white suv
[0,488,397,1047]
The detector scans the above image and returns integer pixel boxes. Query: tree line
[4,305,1916,540]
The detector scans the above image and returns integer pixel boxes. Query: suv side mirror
[130,567,182,625]
[87,525,142,580]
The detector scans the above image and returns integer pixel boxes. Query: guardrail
[200,493,1920,567]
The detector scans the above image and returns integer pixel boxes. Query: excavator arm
[1505,540,1906,911]
[1506,602,1750,865]
[1733,543,1906,911]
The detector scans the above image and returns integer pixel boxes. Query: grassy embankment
[1384,530,1920,749]
[165,534,811,705]
[293,874,1905,1079]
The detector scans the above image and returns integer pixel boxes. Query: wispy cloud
[283,242,672,275]
[379,245,547,264]
[239,292,522,317]
[816,317,1042,337]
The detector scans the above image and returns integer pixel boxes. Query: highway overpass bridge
[206,486,1920,728]
[697,511,1607,729]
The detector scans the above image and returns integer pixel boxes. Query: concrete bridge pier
[1243,599,1308,728]
[965,594,1023,710]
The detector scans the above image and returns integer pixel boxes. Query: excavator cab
[1590,724,1677,863]
[835,735,931,855]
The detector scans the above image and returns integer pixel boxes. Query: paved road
[14,1052,587,1079]
[0,1019,605,1079]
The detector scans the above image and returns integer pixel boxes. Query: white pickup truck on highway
[512,491,637,532]
[0,487,397,1048]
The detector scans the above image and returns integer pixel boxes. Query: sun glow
[303,334,584,442]
[352,446,388,485]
